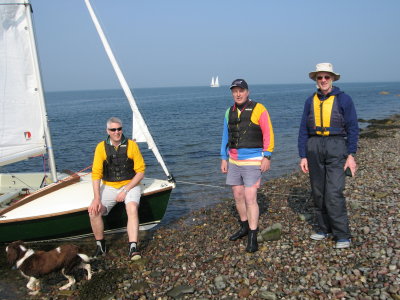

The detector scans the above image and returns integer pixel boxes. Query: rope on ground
[175,180,226,189]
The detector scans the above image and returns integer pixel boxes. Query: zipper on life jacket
[319,100,324,133]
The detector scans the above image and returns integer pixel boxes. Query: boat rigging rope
[175,180,226,189]
[175,180,311,198]
[66,165,92,178]
[174,180,307,197]
[7,175,36,191]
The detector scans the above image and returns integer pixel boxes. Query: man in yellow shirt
[88,117,145,260]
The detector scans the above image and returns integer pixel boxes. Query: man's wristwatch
[263,155,271,160]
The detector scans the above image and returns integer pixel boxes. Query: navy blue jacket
[298,86,359,158]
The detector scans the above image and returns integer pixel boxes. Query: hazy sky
[30,0,400,91]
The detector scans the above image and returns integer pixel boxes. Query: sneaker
[93,240,107,257]
[334,239,351,249]
[310,232,331,241]
[128,245,141,261]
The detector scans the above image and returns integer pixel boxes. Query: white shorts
[100,184,141,216]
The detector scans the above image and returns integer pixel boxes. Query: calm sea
[2,82,400,224]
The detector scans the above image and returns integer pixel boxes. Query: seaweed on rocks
[359,115,400,139]
[78,267,126,300]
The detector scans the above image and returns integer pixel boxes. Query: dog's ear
[14,240,27,252]
[6,244,19,266]
[6,240,26,266]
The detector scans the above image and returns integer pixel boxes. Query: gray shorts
[100,184,141,216]
[226,162,261,188]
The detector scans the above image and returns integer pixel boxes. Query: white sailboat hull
[0,174,174,242]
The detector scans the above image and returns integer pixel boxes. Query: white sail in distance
[210,76,219,87]
[214,76,220,87]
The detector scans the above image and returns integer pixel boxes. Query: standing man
[221,79,274,253]
[298,63,359,249]
[88,117,145,260]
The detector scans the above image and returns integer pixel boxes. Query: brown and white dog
[6,240,92,295]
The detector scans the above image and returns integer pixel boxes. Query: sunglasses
[317,75,331,81]
[108,127,122,132]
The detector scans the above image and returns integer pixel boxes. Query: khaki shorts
[100,184,141,216]
[226,162,261,188]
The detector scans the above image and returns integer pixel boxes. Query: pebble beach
[1,115,399,300]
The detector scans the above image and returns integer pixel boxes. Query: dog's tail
[78,253,91,262]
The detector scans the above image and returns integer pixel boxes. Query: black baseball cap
[230,79,248,90]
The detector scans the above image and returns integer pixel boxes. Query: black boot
[229,220,249,241]
[246,229,259,253]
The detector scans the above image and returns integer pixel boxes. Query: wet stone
[259,223,282,242]
[362,226,371,234]
[259,290,277,300]
[166,284,195,298]
[238,287,251,298]
[214,275,227,290]
[130,281,149,292]
[150,270,163,278]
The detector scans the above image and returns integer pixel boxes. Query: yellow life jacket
[307,94,345,136]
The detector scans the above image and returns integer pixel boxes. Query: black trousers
[307,136,350,240]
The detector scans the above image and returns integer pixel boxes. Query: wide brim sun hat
[309,63,340,81]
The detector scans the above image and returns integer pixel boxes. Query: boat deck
[0,175,174,222]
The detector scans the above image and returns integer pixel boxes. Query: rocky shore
[1,115,399,300]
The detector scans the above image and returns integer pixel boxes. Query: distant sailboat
[210,76,220,88]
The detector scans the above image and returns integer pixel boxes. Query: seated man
[88,117,145,260]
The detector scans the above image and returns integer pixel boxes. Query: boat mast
[84,0,174,181]
[26,1,58,182]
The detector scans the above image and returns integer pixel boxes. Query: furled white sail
[84,0,172,179]
[0,0,56,181]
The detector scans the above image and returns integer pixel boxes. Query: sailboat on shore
[210,76,220,88]
[0,0,175,243]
